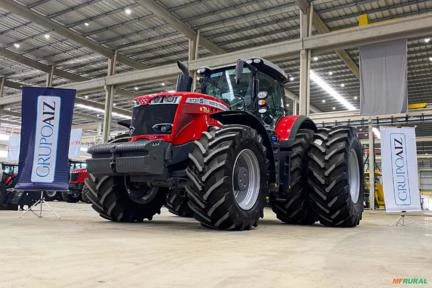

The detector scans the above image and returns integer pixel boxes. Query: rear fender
[275,115,316,145]
[211,111,276,182]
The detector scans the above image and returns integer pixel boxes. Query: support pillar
[368,122,375,210]
[293,100,298,115]
[46,65,54,87]
[102,50,118,142]
[0,77,5,98]
[298,4,313,116]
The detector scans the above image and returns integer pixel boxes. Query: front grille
[70,173,79,182]
[131,105,177,135]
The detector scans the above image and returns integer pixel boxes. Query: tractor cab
[0,162,19,188]
[197,58,287,126]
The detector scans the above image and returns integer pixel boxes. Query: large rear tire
[86,175,164,222]
[165,190,193,217]
[270,129,317,224]
[186,125,268,230]
[44,191,59,201]
[307,127,364,227]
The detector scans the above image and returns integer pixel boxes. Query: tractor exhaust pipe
[175,61,193,92]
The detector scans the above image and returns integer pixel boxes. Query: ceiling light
[125,8,132,15]
[80,147,88,152]
[372,127,381,139]
[322,99,326,103]
[134,86,139,91]
[0,150,7,158]
[289,76,295,81]
[313,56,319,61]
[85,95,89,99]
[425,38,431,43]
[429,57,432,62]
[113,103,117,107]
[13,43,20,49]
[84,22,90,27]
[332,106,336,110]
[76,104,131,119]
[6,107,11,111]
[310,70,356,110]
[286,103,290,107]
[44,34,50,40]
[328,71,333,76]
[97,114,100,118]
[161,82,165,86]
[354,96,358,100]
[340,83,345,87]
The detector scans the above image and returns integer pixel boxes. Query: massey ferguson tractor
[85,58,364,230]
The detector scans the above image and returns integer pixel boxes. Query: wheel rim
[232,149,260,210]
[45,191,56,197]
[348,149,360,203]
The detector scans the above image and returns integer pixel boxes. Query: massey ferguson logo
[391,133,411,205]
[31,96,61,183]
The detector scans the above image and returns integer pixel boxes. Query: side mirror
[175,61,193,92]
[235,59,244,84]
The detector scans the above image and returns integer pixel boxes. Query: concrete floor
[0,203,431,288]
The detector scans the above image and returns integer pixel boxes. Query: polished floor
[0,202,431,288]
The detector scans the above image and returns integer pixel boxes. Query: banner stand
[391,210,407,227]
[19,191,61,219]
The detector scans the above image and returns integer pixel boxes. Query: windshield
[202,67,253,110]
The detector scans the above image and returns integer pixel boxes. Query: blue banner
[15,87,76,191]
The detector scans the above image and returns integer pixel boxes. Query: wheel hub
[232,149,261,211]
[348,149,360,204]
[124,177,159,204]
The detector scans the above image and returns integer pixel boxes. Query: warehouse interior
[0,0,432,287]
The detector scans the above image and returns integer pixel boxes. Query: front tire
[61,191,80,203]
[44,191,59,201]
[186,125,268,230]
[307,127,364,227]
[85,175,164,222]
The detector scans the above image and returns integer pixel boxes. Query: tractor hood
[130,92,228,144]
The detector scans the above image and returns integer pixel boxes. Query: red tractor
[85,58,364,230]
[0,162,19,210]
[44,160,89,202]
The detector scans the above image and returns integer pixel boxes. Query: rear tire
[270,129,317,224]
[165,190,193,217]
[86,175,164,222]
[186,125,268,230]
[307,127,364,227]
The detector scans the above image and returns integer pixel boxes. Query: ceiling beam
[135,0,224,54]
[0,47,87,81]
[0,13,431,102]
[0,0,145,69]
[311,11,360,78]
[296,0,360,78]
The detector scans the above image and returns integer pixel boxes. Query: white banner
[381,126,421,212]
[68,128,83,159]
[7,134,20,162]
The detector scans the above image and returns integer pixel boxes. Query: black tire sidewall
[346,133,364,217]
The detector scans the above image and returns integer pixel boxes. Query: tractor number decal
[186,97,229,111]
